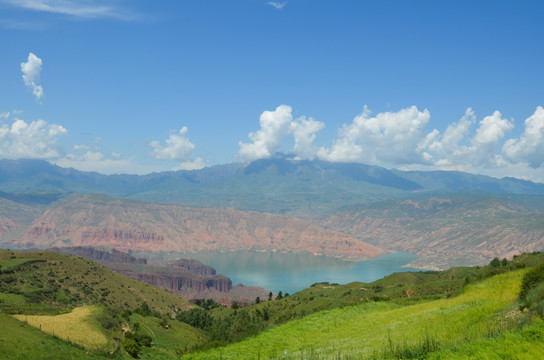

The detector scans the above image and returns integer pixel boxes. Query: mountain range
[1,157,544,269]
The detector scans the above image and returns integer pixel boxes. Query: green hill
[183,269,534,359]
[0,249,192,315]
[2,250,544,359]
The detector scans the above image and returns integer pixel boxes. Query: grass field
[0,313,109,360]
[184,269,527,359]
[12,305,113,352]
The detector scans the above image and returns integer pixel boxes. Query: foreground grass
[0,313,110,360]
[184,270,526,359]
[12,305,113,352]
[428,318,544,359]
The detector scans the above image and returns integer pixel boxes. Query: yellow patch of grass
[12,305,110,351]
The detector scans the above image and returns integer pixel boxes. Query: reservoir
[185,251,423,294]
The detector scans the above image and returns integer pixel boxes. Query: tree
[255,296,261,304]
[276,291,283,300]
[268,291,273,301]
[490,257,501,267]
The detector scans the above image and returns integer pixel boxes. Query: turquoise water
[186,251,422,294]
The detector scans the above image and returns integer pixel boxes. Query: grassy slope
[0,249,208,359]
[427,318,544,359]
[12,305,112,352]
[0,249,192,315]
[185,270,526,359]
[0,312,110,360]
[128,313,208,359]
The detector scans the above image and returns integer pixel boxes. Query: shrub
[123,337,141,358]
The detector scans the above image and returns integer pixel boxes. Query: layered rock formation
[50,246,268,305]
[13,194,384,260]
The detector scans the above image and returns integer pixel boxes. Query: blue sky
[1,1,544,181]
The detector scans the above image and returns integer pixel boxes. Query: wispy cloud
[1,0,137,20]
[267,1,287,10]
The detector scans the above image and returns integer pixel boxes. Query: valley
[1,158,544,359]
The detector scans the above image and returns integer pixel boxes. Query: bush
[177,308,213,330]
[520,264,544,316]
[520,264,544,300]
[98,307,120,330]
[123,337,141,358]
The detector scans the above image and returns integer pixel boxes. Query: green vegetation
[0,249,204,359]
[0,312,107,360]
[0,249,191,315]
[183,270,527,359]
[1,249,544,359]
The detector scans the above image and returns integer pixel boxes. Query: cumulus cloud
[290,116,325,160]
[317,106,431,164]
[416,109,514,169]
[267,1,287,9]
[239,105,294,161]
[0,114,67,159]
[149,126,205,170]
[503,106,544,168]
[21,53,44,101]
[418,108,475,166]
[150,126,196,161]
[469,110,513,167]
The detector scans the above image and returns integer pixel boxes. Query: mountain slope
[7,194,384,260]
[322,194,544,269]
[2,158,543,216]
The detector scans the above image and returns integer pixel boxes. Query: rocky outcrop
[46,246,269,305]
[120,271,232,293]
[170,258,216,275]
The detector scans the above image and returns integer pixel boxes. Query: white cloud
[317,106,431,164]
[21,52,44,101]
[54,151,147,175]
[267,1,287,9]
[150,126,196,161]
[0,115,67,159]
[503,106,544,168]
[419,108,476,166]
[239,105,293,161]
[174,157,206,171]
[290,116,325,160]
[73,144,91,151]
[1,0,135,19]
[469,110,513,167]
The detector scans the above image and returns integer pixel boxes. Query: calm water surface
[185,251,421,294]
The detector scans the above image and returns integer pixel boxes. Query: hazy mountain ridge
[1,158,544,269]
[2,158,543,216]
